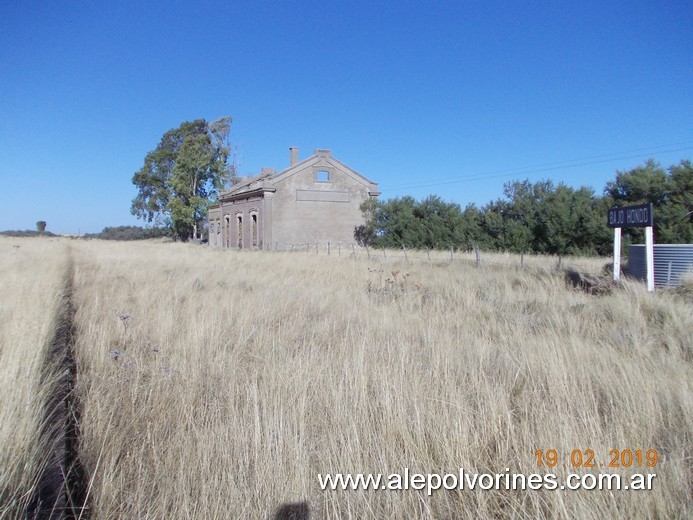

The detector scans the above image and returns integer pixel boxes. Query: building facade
[208,148,379,249]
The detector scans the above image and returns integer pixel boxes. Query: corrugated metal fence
[627,244,693,287]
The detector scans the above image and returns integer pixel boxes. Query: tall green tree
[661,160,693,243]
[131,117,236,240]
[356,196,474,249]
[533,184,606,255]
[604,159,692,243]
[482,180,545,253]
[457,204,486,250]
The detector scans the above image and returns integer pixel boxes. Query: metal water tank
[627,244,693,287]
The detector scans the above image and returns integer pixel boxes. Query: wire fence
[264,242,609,274]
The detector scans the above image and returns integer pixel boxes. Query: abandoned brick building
[208,148,379,249]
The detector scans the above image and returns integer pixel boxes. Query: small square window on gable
[315,170,330,182]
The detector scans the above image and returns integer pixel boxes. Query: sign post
[645,226,655,292]
[607,203,654,292]
[613,227,621,283]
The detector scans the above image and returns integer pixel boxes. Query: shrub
[84,226,173,241]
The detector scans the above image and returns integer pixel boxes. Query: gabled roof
[218,149,378,202]
[222,169,275,196]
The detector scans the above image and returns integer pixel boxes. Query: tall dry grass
[0,237,71,517]
[65,240,691,518]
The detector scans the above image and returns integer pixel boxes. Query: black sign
[607,203,653,228]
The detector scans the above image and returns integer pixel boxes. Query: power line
[382,141,693,192]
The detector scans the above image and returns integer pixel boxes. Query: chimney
[289,147,298,166]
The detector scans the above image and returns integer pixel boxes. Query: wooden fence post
[402,243,408,261]
[475,246,480,267]
[667,261,672,286]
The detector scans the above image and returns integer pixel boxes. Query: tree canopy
[131,117,236,240]
[357,159,691,254]
[605,159,693,243]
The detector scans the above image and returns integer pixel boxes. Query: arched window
[236,214,243,248]
[250,211,258,247]
[224,215,231,248]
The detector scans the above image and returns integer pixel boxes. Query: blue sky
[1,0,691,234]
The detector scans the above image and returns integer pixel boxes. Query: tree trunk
[192,172,199,240]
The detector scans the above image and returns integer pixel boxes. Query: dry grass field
[1,237,691,519]
[0,238,72,516]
